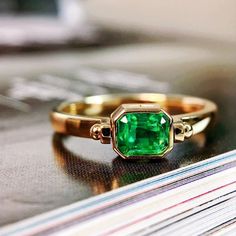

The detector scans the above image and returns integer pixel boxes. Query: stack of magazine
[1,150,236,235]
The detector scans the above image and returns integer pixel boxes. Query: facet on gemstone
[115,111,171,158]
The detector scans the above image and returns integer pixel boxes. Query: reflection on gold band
[52,133,207,195]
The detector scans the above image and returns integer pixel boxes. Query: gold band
[50,93,217,159]
[51,93,217,138]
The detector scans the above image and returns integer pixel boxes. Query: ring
[50,93,217,160]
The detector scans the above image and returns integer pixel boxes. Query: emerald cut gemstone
[115,112,171,157]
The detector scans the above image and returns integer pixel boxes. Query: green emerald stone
[116,112,171,157]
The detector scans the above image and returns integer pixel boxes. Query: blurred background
[0,0,236,227]
[0,0,236,95]
[0,0,236,85]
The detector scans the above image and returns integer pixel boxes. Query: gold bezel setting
[110,104,174,160]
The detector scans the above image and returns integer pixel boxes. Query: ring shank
[50,93,217,139]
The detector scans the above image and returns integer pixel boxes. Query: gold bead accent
[90,123,111,144]
[184,123,193,139]
[90,124,101,140]
[174,121,193,142]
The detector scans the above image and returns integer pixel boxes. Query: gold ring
[50,93,217,160]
